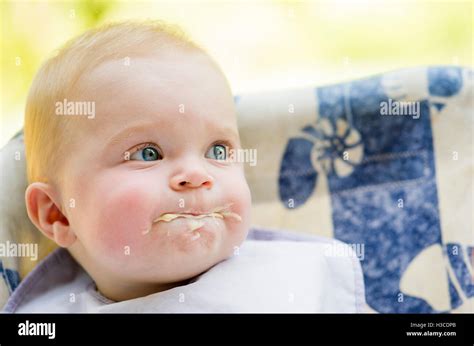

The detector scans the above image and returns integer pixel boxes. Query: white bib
[4,237,365,313]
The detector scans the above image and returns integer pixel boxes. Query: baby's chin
[138,223,236,283]
[147,218,229,256]
[112,214,247,283]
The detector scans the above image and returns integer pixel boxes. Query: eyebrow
[106,122,240,148]
[107,124,155,147]
[212,126,240,143]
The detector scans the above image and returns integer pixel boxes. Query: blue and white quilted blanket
[237,66,473,313]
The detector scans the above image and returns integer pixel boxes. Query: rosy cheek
[89,183,155,257]
[224,177,252,241]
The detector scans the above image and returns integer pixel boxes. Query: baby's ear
[25,182,76,248]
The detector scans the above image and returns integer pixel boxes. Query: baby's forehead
[77,51,229,97]
[75,52,234,112]
[70,53,238,140]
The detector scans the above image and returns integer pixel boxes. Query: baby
[4,21,365,312]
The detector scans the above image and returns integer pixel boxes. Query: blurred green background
[1,0,472,147]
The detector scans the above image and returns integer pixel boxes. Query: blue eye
[130,146,162,161]
[206,144,227,160]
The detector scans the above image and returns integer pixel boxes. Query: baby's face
[59,51,251,296]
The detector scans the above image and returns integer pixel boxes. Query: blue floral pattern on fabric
[278,66,473,313]
[0,261,20,293]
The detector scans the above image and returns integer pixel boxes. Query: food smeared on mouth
[142,204,242,235]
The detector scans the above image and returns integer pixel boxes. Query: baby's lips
[219,210,242,222]
[141,208,242,235]
[153,205,242,224]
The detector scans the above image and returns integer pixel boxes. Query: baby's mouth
[142,204,242,235]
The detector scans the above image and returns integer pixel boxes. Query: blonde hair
[24,20,202,185]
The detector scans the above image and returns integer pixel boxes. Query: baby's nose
[169,170,214,190]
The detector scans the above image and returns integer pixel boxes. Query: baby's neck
[96,278,194,302]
